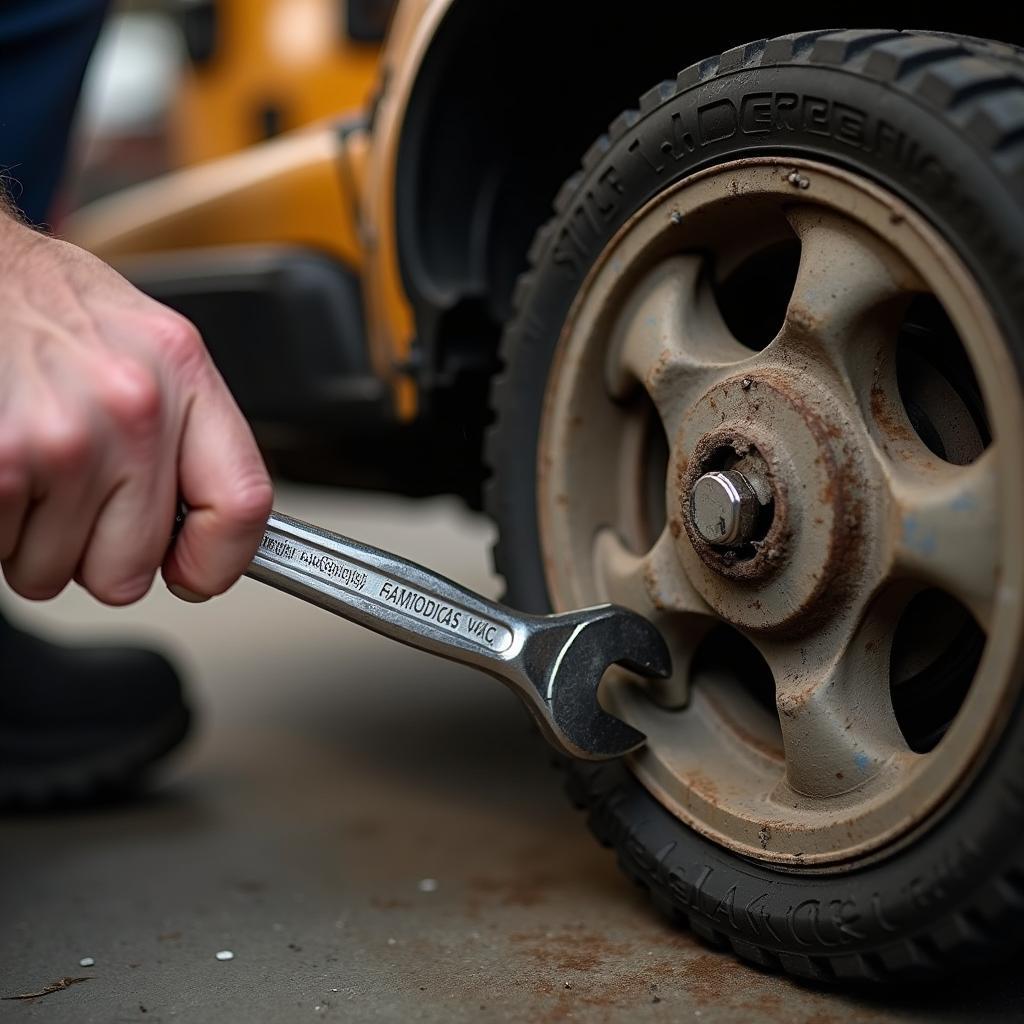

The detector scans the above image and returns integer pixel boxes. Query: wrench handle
[246,510,524,673]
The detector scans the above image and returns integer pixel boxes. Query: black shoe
[0,614,192,809]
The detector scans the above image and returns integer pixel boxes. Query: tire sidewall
[492,60,1024,961]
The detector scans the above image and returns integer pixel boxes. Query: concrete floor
[0,487,1020,1022]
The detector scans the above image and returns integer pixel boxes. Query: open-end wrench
[243,510,671,760]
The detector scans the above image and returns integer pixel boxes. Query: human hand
[0,214,273,604]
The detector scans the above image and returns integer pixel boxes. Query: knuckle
[34,413,93,470]
[101,358,162,433]
[154,313,205,371]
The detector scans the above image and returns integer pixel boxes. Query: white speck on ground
[79,957,95,967]
[417,878,438,893]
[215,950,235,961]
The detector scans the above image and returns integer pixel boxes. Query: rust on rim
[537,157,1024,867]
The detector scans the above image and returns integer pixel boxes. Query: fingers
[74,360,173,605]
[2,359,171,605]
[162,366,273,599]
[73,477,175,605]
[1,415,100,600]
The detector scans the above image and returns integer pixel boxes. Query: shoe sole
[0,705,192,810]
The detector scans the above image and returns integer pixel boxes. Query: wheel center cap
[673,368,876,634]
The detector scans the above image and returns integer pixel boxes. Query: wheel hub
[676,368,876,634]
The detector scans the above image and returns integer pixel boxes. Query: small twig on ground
[2,976,93,1001]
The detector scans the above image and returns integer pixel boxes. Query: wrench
[242,510,671,760]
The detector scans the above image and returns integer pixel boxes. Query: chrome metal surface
[689,471,759,546]
[246,510,670,760]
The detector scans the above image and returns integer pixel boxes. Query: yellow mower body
[71,0,432,421]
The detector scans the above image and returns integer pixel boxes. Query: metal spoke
[889,446,998,629]
[594,526,714,707]
[779,207,924,385]
[763,604,913,800]
[605,255,751,434]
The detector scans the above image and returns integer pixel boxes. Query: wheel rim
[537,157,1024,867]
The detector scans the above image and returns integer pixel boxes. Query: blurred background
[69,0,384,208]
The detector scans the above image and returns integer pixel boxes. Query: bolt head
[690,470,761,546]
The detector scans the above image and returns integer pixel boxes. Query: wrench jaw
[520,606,671,761]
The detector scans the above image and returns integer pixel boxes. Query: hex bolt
[690,470,765,547]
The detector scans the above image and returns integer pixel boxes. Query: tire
[486,29,1024,982]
